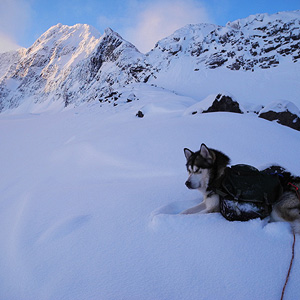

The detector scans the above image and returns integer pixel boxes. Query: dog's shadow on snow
[150,199,292,239]
[150,198,201,219]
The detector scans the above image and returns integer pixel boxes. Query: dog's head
[184,143,215,190]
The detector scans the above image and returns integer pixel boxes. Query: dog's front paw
[180,203,206,214]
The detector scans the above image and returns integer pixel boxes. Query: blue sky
[0,0,299,53]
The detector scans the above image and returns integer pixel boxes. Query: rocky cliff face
[0,10,299,113]
[0,24,147,111]
[147,10,300,72]
[85,28,149,102]
[0,24,100,111]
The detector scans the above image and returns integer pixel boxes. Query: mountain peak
[149,9,300,72]
[226,10,300,29]
[104,27,117,36]
[0,10,299,113]
[32,23,101,48]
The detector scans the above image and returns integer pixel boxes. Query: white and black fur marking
[182,143,230,214]
[182,146,300,234]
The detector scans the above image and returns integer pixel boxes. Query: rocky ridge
[0,24,148,111]
[147,10,300,72]
[0,10,299,114]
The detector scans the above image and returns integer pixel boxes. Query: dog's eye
[193,168,202,174]
[188,166,202,174]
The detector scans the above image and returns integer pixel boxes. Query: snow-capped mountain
[0,24,147,112]
[0,10,299,113]
[145,10,300,106]
[0,24,99,111]
[149,10,300,71]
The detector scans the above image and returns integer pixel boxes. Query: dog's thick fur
[182,144,300,233]
[182,143,230,214]
[266,165,300,233]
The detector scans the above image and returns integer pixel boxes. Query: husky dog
[182,144,300,233]
[182,143,230,214]
[267,166,300,234]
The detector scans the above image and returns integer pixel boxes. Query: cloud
[96,15,119,33]
[0,32,21,53]
[0,0,32,52]
[121,0,213,53]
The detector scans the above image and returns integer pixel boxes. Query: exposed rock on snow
[258,100,300,131]
[184,95,300,131]
[202,94,243,114]
[136,110,144,118]
[127,93,138,102]
[184,93,244,115]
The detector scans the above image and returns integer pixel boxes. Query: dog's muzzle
[185,172,203,189]
[185,180,192,189]
[185,180,200,189]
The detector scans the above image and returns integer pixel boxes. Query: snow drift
[0,84,300,299]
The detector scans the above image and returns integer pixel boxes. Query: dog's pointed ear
[184,148,193,161]
[200,143,212,160]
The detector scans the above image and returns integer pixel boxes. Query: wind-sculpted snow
[1,90,300,299]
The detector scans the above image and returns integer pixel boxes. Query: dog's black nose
[185,181,191,189]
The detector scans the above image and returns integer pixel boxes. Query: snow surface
[149,58,300,109]
[1,84,300,300]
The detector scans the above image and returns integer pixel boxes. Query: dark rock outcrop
[203,94,243,114]
[259,110,300,131]
[136,110,144,118]
[258,101,300,131]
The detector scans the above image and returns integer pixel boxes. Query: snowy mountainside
[146,10,300,105]
[0,24,147,112]
[0,10,300,113]
[148,10,300,71]
[0,24,101,111]
[85,28,148,101]
[0,48,26,79]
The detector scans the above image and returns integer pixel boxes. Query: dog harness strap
[215,189,227,197]
[234,189,241,201]
[263,192,272,205]
[206,190,215,198]
[288,182,300,200]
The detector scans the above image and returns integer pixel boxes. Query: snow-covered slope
[0,87,300,299]
[146,10,300,106]
[0,10,299,113]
